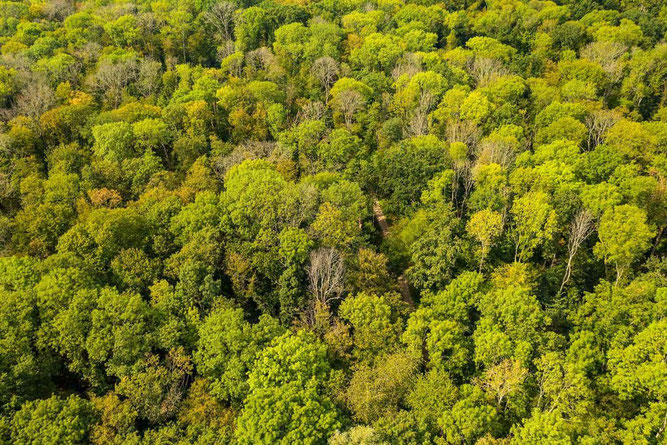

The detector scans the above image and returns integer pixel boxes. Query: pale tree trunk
[559,210,594,295]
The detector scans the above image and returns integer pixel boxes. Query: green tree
[92,122,136,162]
[10,395,97,445]
[373,136,447,215]
[439,384,499,445]
[511,192,558,262]
[510,410,573,445]
[467,209,504,271]
[194,304,283,404]
[345,350,418,424]
[594,204,654,283]
[339,292,405,363]
[235,331,342,444]
[403,272,484,376]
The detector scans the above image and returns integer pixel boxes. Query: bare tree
[103,2,137,19]
[89,58,139,107]
[391,53,421,82]
[15,79,54,120]
[446,119,481,149]
[468,57,508,87]
[245,47,274,72]
[5,77,55,147]
[585,109,621,150]
[308,247,346,307]
[559,210,595,295]
[137,12,162,58]
[311,56,339,101]
[406,90,435,137]
[204,1,236,42]
[332,89,365,127]
[211,141,279,179]
[297,100,326,123]
[73,41,102,67]
[475,138,517,168]
[43,0,75,22]
[581,41,627,84]
[137,59,163,98]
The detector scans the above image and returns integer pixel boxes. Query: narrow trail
[372,199,415,307]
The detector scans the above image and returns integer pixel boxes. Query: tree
[474,268,549,367]
[89,392,139,445]
[194,305,283,403]
[478,358,528,410]
[405,204,468,292]
[203,1,236,42]
[511,192,558,262]
[350,33,403,73]
[330,426,384,445]
[311,56,339,100]
[10,395,97,445]
[90,56,139,108]
[92,122,136,162]
[439,384,499,445]
[373,136,447,215]
[307,247,346,308]
[559,210,595,294]
[349,248,394,295]
[345,350,418,423]
[235,331,342,444]
[403,272,484,375]
[316,128,365,177]
[467,209,503,271]
[114,349,192,424]
[86,288,154,380]
[584,108,621,149]
[393,71,447,136]
[311,202,362,250]
[0,1,665,442]
[220,159,291,240]
[339,292,405,362]
[608,319,667,403]
[510,410,573,445]
[332,89,365,128]
[406,368,459,431]
[110,247,160,292]
[132,118,171,157]
[594,205,654,284]
[0,257,51,408]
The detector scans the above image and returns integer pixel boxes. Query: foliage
[0,0,663,442]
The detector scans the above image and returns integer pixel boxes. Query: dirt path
[372,199,415,307]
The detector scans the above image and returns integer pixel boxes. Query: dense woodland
[0,0,665,443]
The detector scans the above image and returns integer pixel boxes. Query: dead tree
[204,1,236,42]
[467,57,507,87]
[406,90,435,137]
[308,247,346,307]
[581,41,627,84]
[311,56,339,101]
[559,210,595,295]
[585,109,621,150]
[137,59,163,98]
[90,58,139,108]
[333,89,365,128]
[446,119,481,150]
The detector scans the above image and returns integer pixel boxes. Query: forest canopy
[0,0,665,443]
